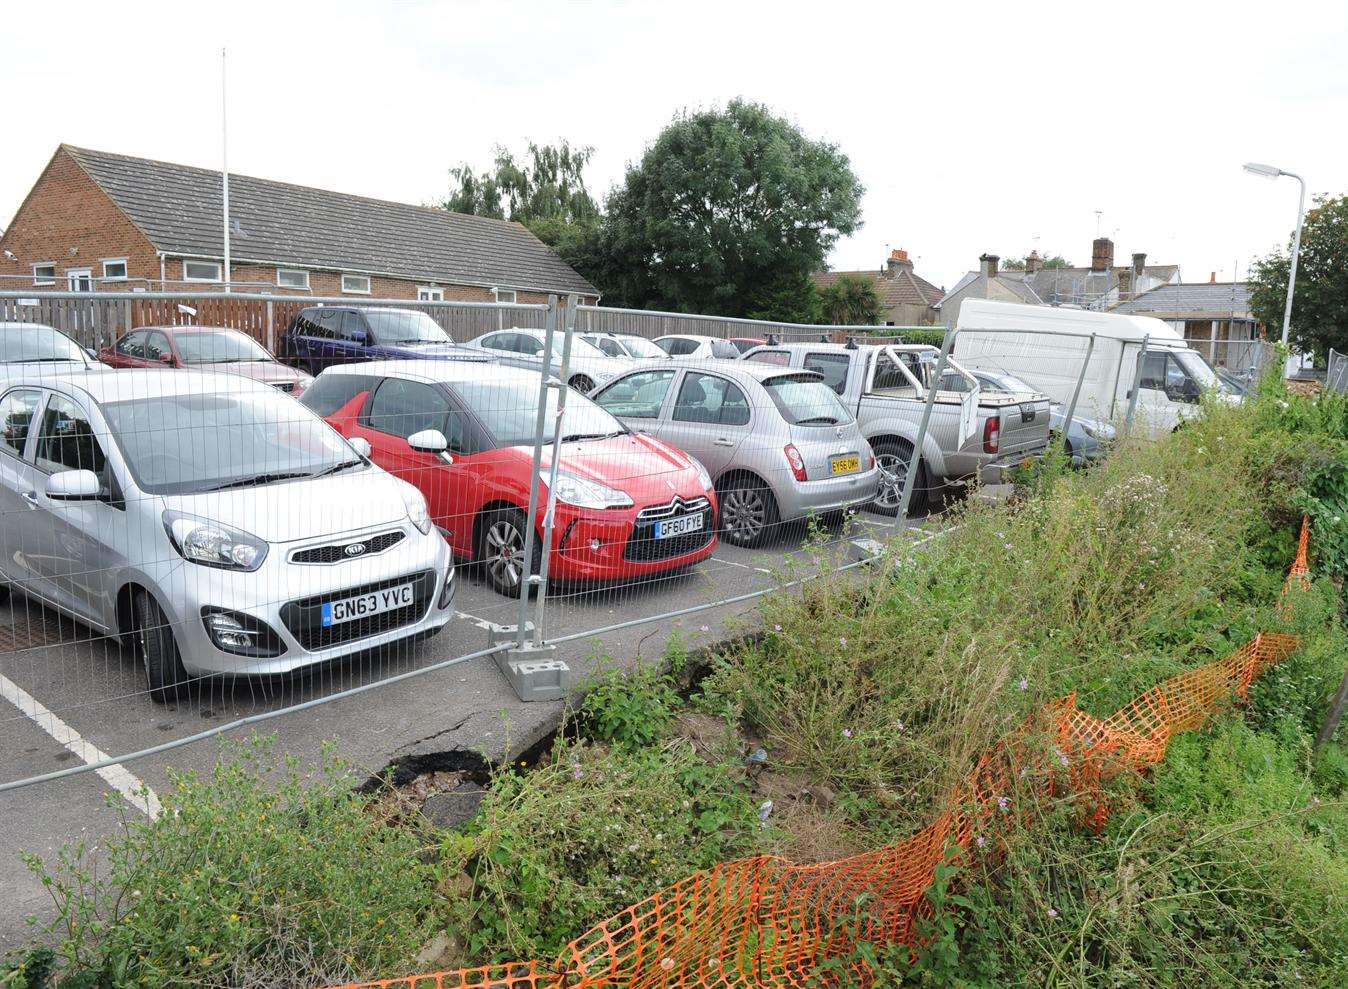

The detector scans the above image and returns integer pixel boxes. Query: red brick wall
[0,148,161,286]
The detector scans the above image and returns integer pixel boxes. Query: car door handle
[22,490,39,509]
[713,437,735,447]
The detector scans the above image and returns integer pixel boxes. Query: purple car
[281,306,488,374]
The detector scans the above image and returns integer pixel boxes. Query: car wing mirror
[347,436,372,458]
[46,469,101,501]
[350,330,369,346]
[408,428,450,457]
[159,352,175,364]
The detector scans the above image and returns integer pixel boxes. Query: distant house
[1111,278,1265,371]
[936,239,1180,328]
[812,249,944,326]
[0,144,598,304]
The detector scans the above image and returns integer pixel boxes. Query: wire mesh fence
[1328,348,1347,394]
[0,290,1257,798]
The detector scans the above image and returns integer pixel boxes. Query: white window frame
[66,268,93,291]
[417,286,444,302]
[277,268,310,290]
[183,259,222,282]
[32,263,56,286]
[493,288,518,304]
[341,273,372,295]
[101,257,128,281]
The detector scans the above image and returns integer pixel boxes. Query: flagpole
[221,47,231,293]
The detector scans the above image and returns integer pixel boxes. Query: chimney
[1090,237,1114,272]
[1118,268,1133,299]
[1024,249,1043,275]
[1131,252,1146,279]
[886,248,913,275]
[979,253,1000,278]
[1210,271,1217,283]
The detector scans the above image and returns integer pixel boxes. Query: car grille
[290,530,405,564]
[280,570,435,651]
[624,496,715,563]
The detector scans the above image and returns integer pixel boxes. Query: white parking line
[454,610,496,631]
[0,673,161,818]
[715,557,773,574]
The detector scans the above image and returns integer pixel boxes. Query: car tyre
[133,589,189,704]
[717,476,779,548]
[871,439,929,517]
[479,508,542,598]
[569,374,595,394]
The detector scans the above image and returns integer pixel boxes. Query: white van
[953,299,1228,436]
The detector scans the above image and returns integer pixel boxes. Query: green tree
[746,272,824,324]
[1248,194,1348,359]
[441,141,601,243]
[1001,254,1071,271]
[819,273,883,325]
[604,99,864,317]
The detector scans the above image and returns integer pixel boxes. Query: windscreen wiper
[206,471,313,492]
[562,431,624,442]
[311,459,364,478]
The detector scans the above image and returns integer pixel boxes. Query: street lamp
[1243,161,1306,347]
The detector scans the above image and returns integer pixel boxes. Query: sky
[2,0,1344,292]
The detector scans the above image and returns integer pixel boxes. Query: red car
[99,325,312,395]
[728,336,767,355]
[299,360,719,596]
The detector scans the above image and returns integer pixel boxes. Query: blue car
[281,307,487,374]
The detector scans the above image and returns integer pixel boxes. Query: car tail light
[866,450,875,470]
[983,415,1001,454]
[784,444,807,482]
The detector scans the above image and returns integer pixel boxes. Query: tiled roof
[812,266,944,310]
[935,272,1044,308]
[1112,281,1253,317]
[64,145,597,296]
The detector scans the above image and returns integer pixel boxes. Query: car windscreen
[762,374,855,426]
[545,334,605,359]
[1174,350,1220,390]
[618,336,667,359]
[1,324,90,365]
[364,311,451,346]
[174,329,272,364]
[101,390,360,495]
[451,379,626,447]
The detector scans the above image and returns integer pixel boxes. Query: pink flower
[660,957,675,971]
[975,835,986,849]
[997,796,1009,812]
[839,636,848,648]
[1047,907,1059,919]
[700,625,710,633]
[841,728,853,739]
[773,624,782,632]
[1018,677,1029,692]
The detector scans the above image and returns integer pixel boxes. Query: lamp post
[1243,162,1306,347]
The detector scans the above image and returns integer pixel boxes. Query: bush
[18,738,439,989]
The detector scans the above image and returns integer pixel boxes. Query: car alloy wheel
[720,484,776,548]
[873,453,908,510]
[485,520,525,591]
[569,374,595,394]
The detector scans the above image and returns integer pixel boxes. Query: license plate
[830,455,860,475]
[654,513,703,539]
[1020,404,1036,423]
[320,582,415,626]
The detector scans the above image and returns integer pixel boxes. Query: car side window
[872,352,913,391]
[673,373,750,426]
[145,332,172,363]
[115,331,146,358]
[1139,353,1168,390]
[748,350,790,367]
[803,353,851,395]
[33,394,108,479]
[595,337,623,358]
[479,333,508,352]
[367,378,451,441]
[0,389,42,458]
[315,310,342,340]
[666,338,699,357]
[517,334,544,357]
[594,370,677,418]
[298,374,378,417]
[339,312,368,344]
[711,340,739,360]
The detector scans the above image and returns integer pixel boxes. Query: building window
[277,268,310,290]
[32,263,56,286]
[341,274,371,295]
[183,260,222,282]
[494,288,518,304]
[102,258,128,281]
[417,286,444,302]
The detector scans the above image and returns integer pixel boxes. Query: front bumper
[547,495,718,582]
[157,524,455,676]
[775,466,882,520]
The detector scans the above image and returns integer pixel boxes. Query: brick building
[0,145,599,304]
[811,249,944,326]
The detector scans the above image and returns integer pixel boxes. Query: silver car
[591,361,880,547]
[0,369,455,701]
[464,328,634,393]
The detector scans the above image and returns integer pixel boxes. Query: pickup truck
[741,342,1052,514]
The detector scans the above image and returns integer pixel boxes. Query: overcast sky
[3,0,1344,291]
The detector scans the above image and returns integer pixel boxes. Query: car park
[581,332,670,360]
[281,306,486,375]
[464,328,634,393]
[742,341,1051,515]
[653,335,741,360]
[1,322,103,375]
[591,361,880,547]
[0,369,455,700]
[301,360,718,596]
[99,325,312,394]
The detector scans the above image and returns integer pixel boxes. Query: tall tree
[1001,254,1072,271]
[1248,194,1348,359]
[441,141,601,243]
[819,274,883,325]
[604,99,864,318]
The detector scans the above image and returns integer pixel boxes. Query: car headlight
[542,470,634,509]
[691,458,713,492]
[163,511,268,571]
[399,483,433,535]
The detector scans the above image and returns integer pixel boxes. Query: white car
[464,328,634,393]
[581,332,670,361]
[653,334,742,361]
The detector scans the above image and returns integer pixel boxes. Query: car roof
[653,334,720,343]
[2,367,275,403]
[0,322,62,332]
[320,359,542,387]
[129,325,247,334]
[298,305,431,317]
[750,341,936,355]
[616,358,823,385]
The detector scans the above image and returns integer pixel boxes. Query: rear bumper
[979,447,1048,484]
[775,466,882,519]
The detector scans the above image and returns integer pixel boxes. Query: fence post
[514,295,559,647]
[893,328,956,529]
[265,300,275,353]
[532,295,579,646]
[1059,333,1096,458]
[1122,334,1149,439]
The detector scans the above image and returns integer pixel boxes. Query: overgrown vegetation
[8,379,1347,986]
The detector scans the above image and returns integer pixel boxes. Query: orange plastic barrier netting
[328,520,1314,989]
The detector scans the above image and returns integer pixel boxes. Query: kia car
[300,360,718,596]
[99,325,312,394]
[281,307,487,374]
[592,362,880,547]
[463,328,634,394]
[0,369,455,700]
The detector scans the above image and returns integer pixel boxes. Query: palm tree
[820,274,883,325]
